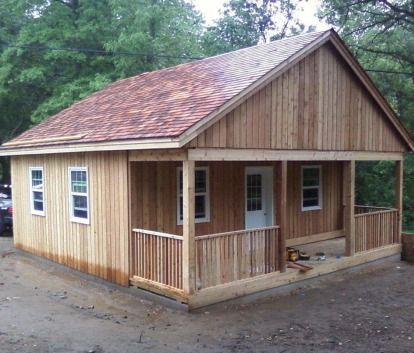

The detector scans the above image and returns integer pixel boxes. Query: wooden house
[1,29,413,309]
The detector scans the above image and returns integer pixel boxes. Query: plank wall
[11,152,129,285]
[130,161,343,239]
[130,161,245,236]
[188,43,406,152]
[286,161,343,239]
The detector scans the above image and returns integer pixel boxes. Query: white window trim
[29,166,45,217]
[301,165,322,212]
[176,166,210,225]
[68,167,90,225]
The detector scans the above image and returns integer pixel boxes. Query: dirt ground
[1,236,414,353]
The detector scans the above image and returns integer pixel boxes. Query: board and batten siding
[286,162,343,240]
[187,43,406,152]
[130,161,246,237]
[130,161,342,239]
[11,152,129,285]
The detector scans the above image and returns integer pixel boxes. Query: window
[69,167,89,224]
[302,165,322,211]
[30,167,45,216]
[177,167,209,224]
[246,174,262,211]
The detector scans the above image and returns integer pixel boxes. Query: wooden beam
[344,161,356,256]
[188,149,404,162]
[182,160,196,294]
[276,161,287,272]
[395,160,404,243]
[130,276,188,303]
[286,229,344,247]
[128,149,188,161]
[187,244,401,309]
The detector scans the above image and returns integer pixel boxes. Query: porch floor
[294,237,345,262]
[129,234,401,309]
[285,237,346,274]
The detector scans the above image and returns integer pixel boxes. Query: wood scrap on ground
[287,261,314,272]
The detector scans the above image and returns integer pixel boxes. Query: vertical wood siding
[187,44,406,152]
[130,161,342,240]
[286,162,343,239]
[130,161,245,236]
[11,152,129,285]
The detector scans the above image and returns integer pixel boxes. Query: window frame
[301,165,322,212]
[176,166,210,225]
[29,166,45,217]
[68,167,90,225]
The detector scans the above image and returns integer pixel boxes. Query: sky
[191,0,330,30]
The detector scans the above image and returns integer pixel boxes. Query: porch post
[182,160,196,294]
[395,160,404,243]
[343,160,355,256]
[276,161,287,272]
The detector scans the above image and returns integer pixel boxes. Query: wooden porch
[129,205,401,308]
[128,154,403,309]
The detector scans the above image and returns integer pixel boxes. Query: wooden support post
[182,160,196,294]
[395,160,403,243]
[344,160,355,256]
[276,161,287,272]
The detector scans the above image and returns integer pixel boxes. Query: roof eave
[0,137,181,156]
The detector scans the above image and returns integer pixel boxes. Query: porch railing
[130,226,281,293]
[354,206,399,253]
[195,226,281,290]
[355,205,395,214]
[130,229,183,290]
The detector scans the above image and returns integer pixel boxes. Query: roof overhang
[0,137,181,156]
[1,29,413,156]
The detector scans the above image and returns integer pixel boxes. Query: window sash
[177,167,209,224]
[246,173,263,211]
[69,167,89,224]
[30,167,45,216]
[302,166,322,211]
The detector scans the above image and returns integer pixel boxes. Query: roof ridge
[200,29,331,61]
[106,29,332,87]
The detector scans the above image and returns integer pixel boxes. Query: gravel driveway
[1,236,413,353]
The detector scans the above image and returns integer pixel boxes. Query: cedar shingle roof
[5,30,328,148]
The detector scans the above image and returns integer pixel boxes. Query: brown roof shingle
[6,30,328,148]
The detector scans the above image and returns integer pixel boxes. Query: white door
[245,167,273,229]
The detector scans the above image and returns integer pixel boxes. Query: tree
[0,0,117,127]
[107,0,204,77]
[202,0,312,56]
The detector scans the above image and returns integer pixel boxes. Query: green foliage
[107,0,204,77]
[202,0,310,56]
[355,161,395,207]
